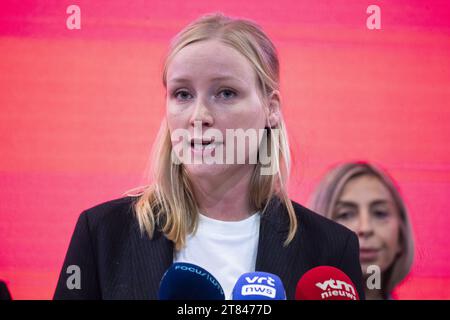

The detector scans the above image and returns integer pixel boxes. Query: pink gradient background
[1,0,449,299]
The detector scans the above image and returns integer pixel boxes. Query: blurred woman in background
[309,161,414,299]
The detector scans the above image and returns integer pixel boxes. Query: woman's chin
[184,163,226,178]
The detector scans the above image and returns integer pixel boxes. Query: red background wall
[1,0,449,299]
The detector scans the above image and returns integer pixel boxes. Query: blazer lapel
[255,196,310,299]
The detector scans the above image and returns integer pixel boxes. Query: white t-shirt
[173,211,261,300]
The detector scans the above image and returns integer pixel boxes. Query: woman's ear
[266,90,281,128]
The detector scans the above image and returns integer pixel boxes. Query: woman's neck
[191,164,256,221]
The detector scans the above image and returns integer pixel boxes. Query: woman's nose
[356,211,374,238]
[189,98,214,127]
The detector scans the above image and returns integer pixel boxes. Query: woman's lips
[190,142,222,155]
[359,248,380,262]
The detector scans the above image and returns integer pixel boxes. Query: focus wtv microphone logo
[159,262,225,300]
[232,272,286,300]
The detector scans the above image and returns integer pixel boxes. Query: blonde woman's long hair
[124,12,297,251]
[308,161,414,297]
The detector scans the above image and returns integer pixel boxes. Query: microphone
[232,272,286,300]
[295,266,359,300]
[158,262,225,300]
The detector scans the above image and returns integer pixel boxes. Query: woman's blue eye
[336,211,355,221]
[172,89,236,101]
[374,210,389,219]
[174,90,192,100]
[217,89,237,99]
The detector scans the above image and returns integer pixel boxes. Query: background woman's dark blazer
[54,196,365,300]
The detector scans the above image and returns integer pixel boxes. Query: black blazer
[54,196,365,300]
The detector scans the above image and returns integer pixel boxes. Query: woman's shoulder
[265,196,357,246]
[291,199,355,240]
[78,196,138,233]
[289,200,365,300]
[297,201,357,246]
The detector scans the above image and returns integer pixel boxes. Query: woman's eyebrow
[210,75,244,83]
[168,75,246,84]
[370,200,390,207]
[167,77,190,85]
[335,201,358,208]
